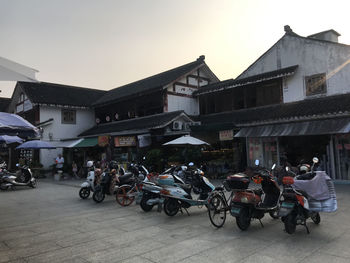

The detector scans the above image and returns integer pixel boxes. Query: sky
[1,0,350,98]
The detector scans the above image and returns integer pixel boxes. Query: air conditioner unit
[172,121,183,130]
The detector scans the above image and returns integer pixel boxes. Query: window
[305,73,327,96]
[61,109,76,124]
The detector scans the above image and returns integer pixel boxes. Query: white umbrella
[0,56,38,82]
[163,135,210,146]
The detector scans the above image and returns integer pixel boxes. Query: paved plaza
[1,180,350,263]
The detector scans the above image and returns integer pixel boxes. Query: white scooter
[79,161,99,199]
[0,162,36,190]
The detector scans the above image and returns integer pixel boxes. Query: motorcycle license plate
[230,207,241,216]
[281,202,294,209]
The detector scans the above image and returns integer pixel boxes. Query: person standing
[72,161,78,179]
[55,154,64,173]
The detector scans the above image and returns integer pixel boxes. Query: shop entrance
[279,135,330,167]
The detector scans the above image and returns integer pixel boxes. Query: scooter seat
[119,173,134,185]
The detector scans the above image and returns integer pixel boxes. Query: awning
[51,138,83,148]
[234,118,350,137]
[74,137,98,148]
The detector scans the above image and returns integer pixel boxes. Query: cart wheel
[116,185,135,206]
[208,194,226,228]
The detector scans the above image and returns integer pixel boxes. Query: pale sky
[1,0,350,98]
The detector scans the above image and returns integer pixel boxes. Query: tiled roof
[79,110,189,137]
[94,56,208,106]
[200,93,350,126]
[17,82,106,107]
[194,65,298,96]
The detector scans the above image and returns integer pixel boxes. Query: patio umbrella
[0,135,23,144]
[16,140,56,149]
[163,135,210,146]
[0,112,39,137]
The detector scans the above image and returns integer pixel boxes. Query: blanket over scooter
[292,171,337,213]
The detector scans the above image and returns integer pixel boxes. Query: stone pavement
[0,180,350,263]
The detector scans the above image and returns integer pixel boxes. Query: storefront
[235,117,350,180]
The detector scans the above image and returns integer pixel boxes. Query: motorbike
[278,157,328,234]
[0,162,36,190]
[92,162,142,203]
[159,166,215,216]
[138,165,187,212]
[229,161,280,230]
[79,161,103,199]
[208,160,280,231]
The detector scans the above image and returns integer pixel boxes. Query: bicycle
[115,176,143,206]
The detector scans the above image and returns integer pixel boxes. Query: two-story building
[79,55,219,163]
[194,26,350,180]
[7,82,106,169]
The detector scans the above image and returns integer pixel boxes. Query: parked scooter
[208,160,280,231]
[0,162,36,190]
[92,161,137,203]
[278,157,336,234]
[139,164,194,212]
[228,161,280,230]
[159,166,215,216]
[79,161,102,199]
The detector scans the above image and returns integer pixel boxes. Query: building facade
[195,26,350,180]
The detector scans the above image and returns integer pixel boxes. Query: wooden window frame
[61,109,76,124]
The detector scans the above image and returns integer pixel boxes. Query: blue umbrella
[0,112,39,137]
[16,140,56,149]
[0,135,23,144]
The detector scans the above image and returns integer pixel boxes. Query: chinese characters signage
[114,136,136,147]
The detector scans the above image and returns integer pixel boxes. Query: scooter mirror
[285,166,290,172]
[255,160,260,166]
[188,162,194,167]
[272,164,276,170]
[312,157,319,164]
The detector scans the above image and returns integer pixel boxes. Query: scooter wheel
[140,196,154,212]
[284,213,296,234]
[163,198,179,216]
[311,213,321,224]
[92,190,105,203]
[0,184,8,190]
[236,208,251,231]
[30,179,37,188]
[79,187,90,199]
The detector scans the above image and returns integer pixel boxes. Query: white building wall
[39,106,95,168]
[167,95,199,115]
[238,35,350,103]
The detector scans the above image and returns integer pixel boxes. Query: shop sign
[114,136,136,147]
[98,136,110,147]
[219,130,233,141]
